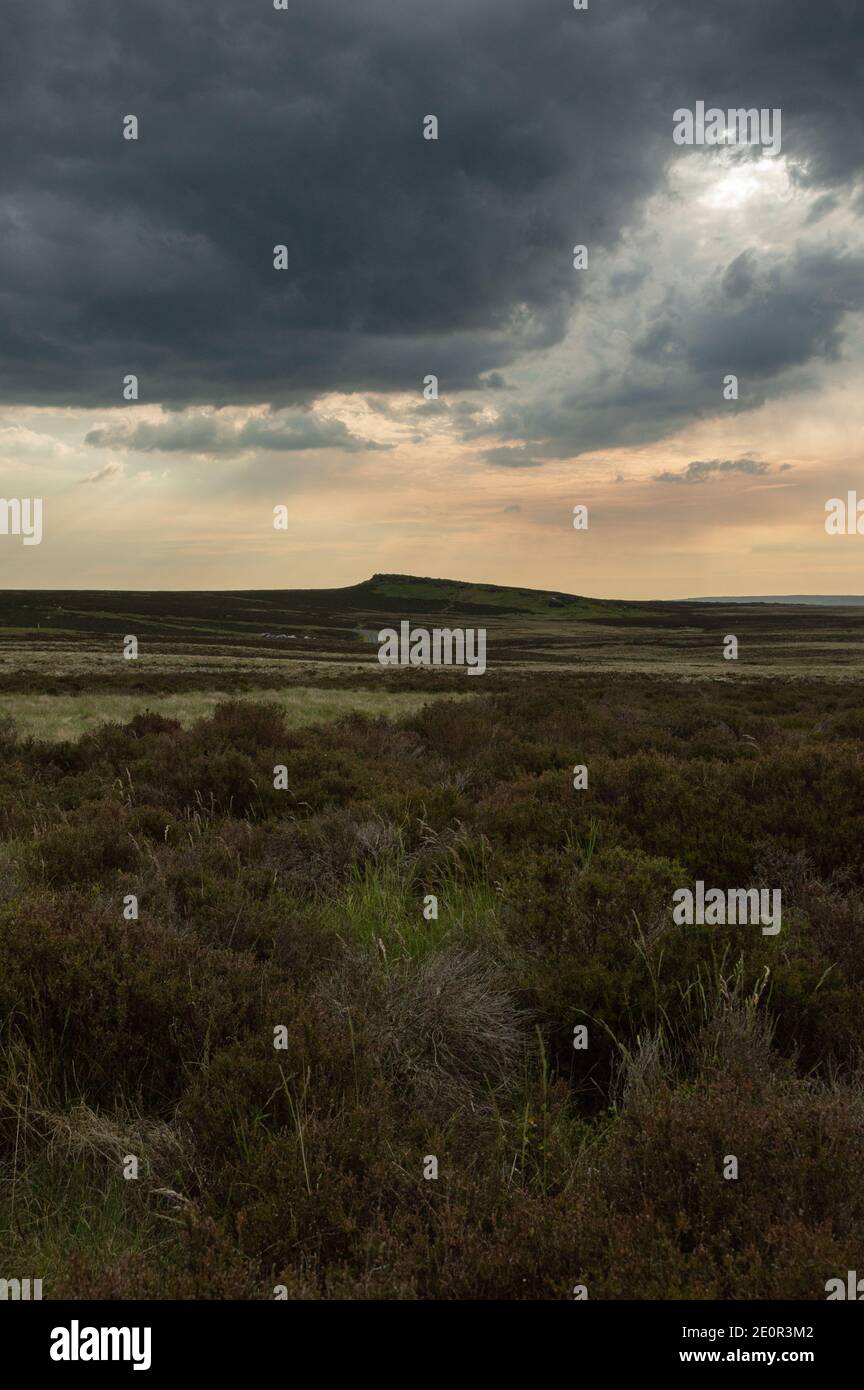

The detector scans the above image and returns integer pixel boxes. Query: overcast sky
[1,0,862,596]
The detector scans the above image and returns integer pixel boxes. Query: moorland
[1,574,863,1299]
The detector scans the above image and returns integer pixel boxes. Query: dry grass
[316,945,527,1115]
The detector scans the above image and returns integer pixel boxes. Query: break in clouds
[1,0,863,471]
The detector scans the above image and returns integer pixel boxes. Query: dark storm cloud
[0,0,861,409]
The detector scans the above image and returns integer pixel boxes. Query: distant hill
[333,574,647,619]
[0,572,652,643]
[685,595,864,605]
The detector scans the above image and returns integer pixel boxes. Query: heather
[1,676,862,1298]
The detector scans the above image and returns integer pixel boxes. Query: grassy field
[0,688,466,742]
[1,578,863,1300]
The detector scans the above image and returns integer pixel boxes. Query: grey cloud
[607,267,650,299]
[363,396,485,425]
[478,244,864,461]
[77,461,122,484]
[653,457,774,484]
[804,192,841,225]
[721,252,758,300]
[84,409,387,456]
[483,445,545,469]
[666,247,864,377]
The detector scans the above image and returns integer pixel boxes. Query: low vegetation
[1,673,863,1298]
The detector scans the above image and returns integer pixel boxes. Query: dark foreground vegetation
[1,675,863,1298]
